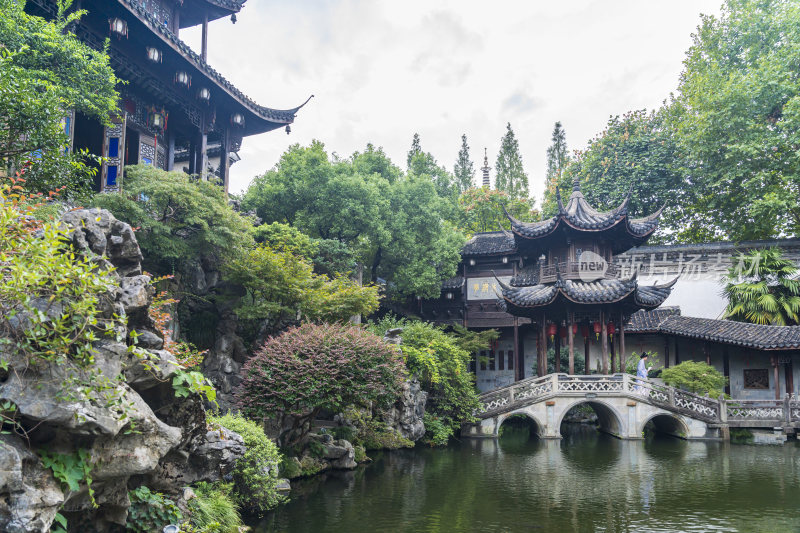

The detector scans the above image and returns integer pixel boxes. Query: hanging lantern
[147,107,168,133]
[502,256,509,264]
[445,292,453,300]
[285,124,291,135]
[231,113,245,127]
[146,47,162,63]
[197,87,211,103]
[109,18,128,38]
[547,323,557,341]
[572,323,578,335]
[581,324,589,339]
[175,71,192,88]
[607,321,616,342]
[559,326,568,340]
[593,321,602,340]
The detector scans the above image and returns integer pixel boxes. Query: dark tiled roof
[625,309,800,350]
[505,181,661,241]
[659,316,800,350]
[208,0,246,10]
[625,307,682,333]
[462,231,516,256]
[498,276,675,309]
[441,276,464,290]
[121,0,311,124]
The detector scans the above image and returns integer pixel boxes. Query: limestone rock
[0,436,64,533]
[383,377,427,442]
[118,275,154,314]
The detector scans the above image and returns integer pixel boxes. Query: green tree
[407,133,422,170]
[543,121,569,211]
[93,165,254,274]
[672,0,800,240]
[458,187,537,235]
[495,123,529,200]
[242,142,464,299]
[222,243,379,324]
[0,0,119,198]
[542,110,687,241]
[661,361,728,397]
[453,134,475,193]
[722,248,800,325]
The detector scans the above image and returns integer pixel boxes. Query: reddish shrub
[236,323,406,446]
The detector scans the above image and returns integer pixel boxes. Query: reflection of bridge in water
[465,374,800,440]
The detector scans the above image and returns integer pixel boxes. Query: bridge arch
[497,411,543,439]
[557,399,625,438]
[640,413,690,439]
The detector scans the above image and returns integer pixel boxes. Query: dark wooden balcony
[539,261,620,284]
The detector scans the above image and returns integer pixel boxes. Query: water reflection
[255,426,800,533]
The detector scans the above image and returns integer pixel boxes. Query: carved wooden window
[498,350,504,371]
[743,369,769,389]
[489,351,495,371]
[507,350,514,370]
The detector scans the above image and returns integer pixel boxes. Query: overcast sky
[183,0,722,203]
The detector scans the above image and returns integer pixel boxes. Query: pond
[254,425,800,532]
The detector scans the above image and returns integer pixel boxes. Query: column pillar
[195,115,208,178]
[723,349,730,395]
[554,326,561,373]
[619,311,626,372]
[538,312,547,377]
[664,337,670,369]
[610,329,616,374]
[704,342,711,366]
[568,312,575,375]
[219,127,231,193]
[167,132,175,171]
[601,310,609,374]
[584,322,590,374]
[187,139,196,175]
[201,14,209,62]
[773,356,781,400]
[513,318,520,382]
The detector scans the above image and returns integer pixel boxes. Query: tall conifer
[494,123,529,199]
[454,134,475,193]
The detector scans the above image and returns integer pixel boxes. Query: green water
[255,425,800,533]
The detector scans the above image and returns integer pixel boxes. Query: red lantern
[607,322,616,338]
[547,323,558,340]
[559,326,568,339]
[572,323,579,335]
[593,321,602,340]
[581,324,589,338]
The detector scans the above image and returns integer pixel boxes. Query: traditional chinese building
[25,0,310,193]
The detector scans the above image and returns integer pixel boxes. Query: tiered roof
[120,0,312,135]
[495,273,676,316]
[505,179,663,254]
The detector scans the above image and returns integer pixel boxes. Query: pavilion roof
[495,274,676,315]
[504,179,663,253]
[625,309,800,350]
[121,0,312,134]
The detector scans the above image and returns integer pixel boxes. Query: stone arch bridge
[464,374,800,440]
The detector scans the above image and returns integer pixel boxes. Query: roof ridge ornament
[555,186,567,214]
[615,184,634,216]
[572,175,581,192]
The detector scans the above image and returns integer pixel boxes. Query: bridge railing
[476,374,800,425]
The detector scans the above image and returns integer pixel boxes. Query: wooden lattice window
[498,350,504,371]
[489,351,495,371]
[743,369,769,389]
[508,350,514,370]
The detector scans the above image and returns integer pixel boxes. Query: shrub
[237,323,406,446]
[210,413,286,514]
[422,412,452,447]
[0,177,131,431]
[126,486,182,533]
[661,361,728,397]
[92,165,254,275]
[354,445,368,463]
[188,482,243,533]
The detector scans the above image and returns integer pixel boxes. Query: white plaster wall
[639,275,727,319]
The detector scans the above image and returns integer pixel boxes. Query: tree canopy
[494,123,529,200]
[0,0,119,199]
[242,141,464,300]
[453,134,475,194]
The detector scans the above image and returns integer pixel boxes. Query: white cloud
[182,0,721,202]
